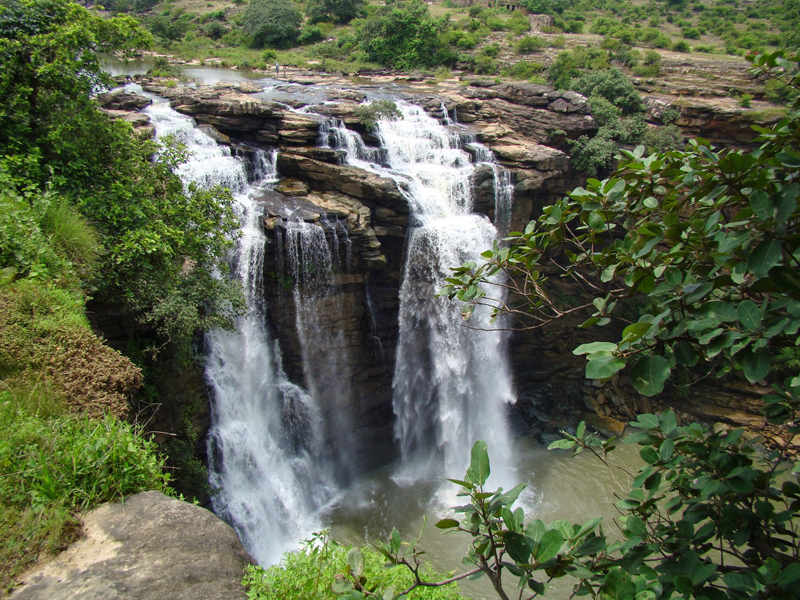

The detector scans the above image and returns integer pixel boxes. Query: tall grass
[0,396,171,591]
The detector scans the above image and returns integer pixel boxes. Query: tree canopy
[357,1,449,70]
[242,0,303,49]
[306,0,365,25]
[0,0,243,349]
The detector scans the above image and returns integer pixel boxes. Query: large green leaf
[673,341,698,366]
[586,355,626,380]
[630,355,670,396]
[467,440,490,486]
[535,529,564,563]
[504,531,533,563]
[574,341,617,355]
[737,300,762,330]
[741,347,770,383]
[747,238,782,278]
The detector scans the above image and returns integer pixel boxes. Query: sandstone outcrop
[10,491,251,600]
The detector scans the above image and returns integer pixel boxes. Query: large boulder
[10,491,252,600]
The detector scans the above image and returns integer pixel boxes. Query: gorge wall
[99,75,780,479]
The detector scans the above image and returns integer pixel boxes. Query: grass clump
[0,398,171,592]
[244,532,466,600]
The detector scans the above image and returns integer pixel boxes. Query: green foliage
[244,531,465,600]
[242,0,303,49]
[355,100,401,130]
[502,60,546,81]
[738,93,753,108]
[298,25,325,45]
[0,0,244,349]
[0,397,171,590]
[525,0,572,15]
[672,39,691,52]
[514,35,545,55]
[0,0,151,156]
[306,0,365,25]
[548,46,610,90]
[568,68,643,114]
[357,1,449,69]
[444,50,800,398]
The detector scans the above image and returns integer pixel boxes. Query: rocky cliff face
[100,74,780,470]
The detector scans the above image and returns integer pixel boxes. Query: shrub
[357,0,448,69]
[672,39,691,52]
[262,48,278,62]
[298,25,324,45]
[738,92,753,108]
[548,46,610,89]
[306,0,364,25]
[242,0,302,48]
[202,20,226,40]
[480,42,501,58]
[243,532,466,600]
[514,35,545,54]
[568,68,643,114]
[355,100,401,130]
[502,60,546,80]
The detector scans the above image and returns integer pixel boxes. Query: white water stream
[144,99,338,565]
[323,101,516,489]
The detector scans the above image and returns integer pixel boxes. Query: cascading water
[144,99,337,565]
[467,139,515,237]
[323,101,516,487]
[281,218,360,479]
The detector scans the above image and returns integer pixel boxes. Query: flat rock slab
[11,491,251,600]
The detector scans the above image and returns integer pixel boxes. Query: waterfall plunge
[324,102,516,488]
[144,100,337,565]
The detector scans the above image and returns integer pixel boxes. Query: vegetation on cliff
[0,0,242,588]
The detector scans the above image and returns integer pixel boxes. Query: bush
[355,100,401,130]
[480,42,501,58]
[548,46,610,89]
[298,25,324,45]
[357,0,448,69]
[243,532,466,600]
[306,0,364,25]
[242,0,302,48]
[502,60,546,80]
[202,20,226,40]
[672,39,691,52]
[568,68,643,114]
[514,35,545,54]
[738,92,753,108]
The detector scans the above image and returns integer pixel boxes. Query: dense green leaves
[242,0,303,49]
[445,50,800,398]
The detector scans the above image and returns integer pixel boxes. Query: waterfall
[324,101,516,486]
[281,218,360,479]
[468,139,515,237]
[144,100,337,565]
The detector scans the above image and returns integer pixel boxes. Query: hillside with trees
[1,1,798,599]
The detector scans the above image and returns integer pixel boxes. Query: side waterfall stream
[140,88,642,598]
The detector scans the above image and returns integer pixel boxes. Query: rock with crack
[10,491,252,600]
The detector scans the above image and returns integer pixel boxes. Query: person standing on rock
[275,61,279,78]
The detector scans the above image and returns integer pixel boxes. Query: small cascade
[323,102,516,486]
[467,139,515,236]
[318,119,383,166]
[144,99,337,565]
